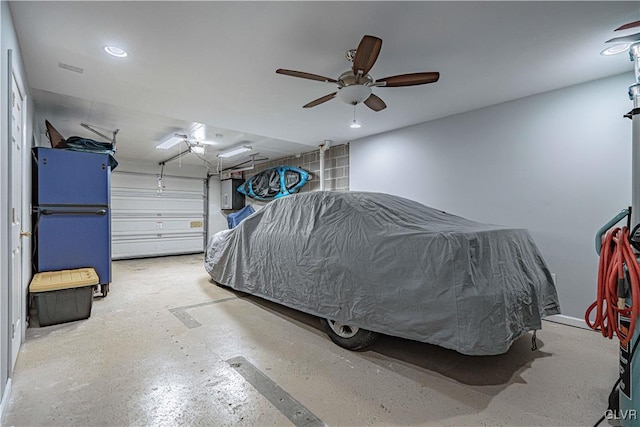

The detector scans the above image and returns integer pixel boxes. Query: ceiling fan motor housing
[337,70,374,105]
[338,70,374,87]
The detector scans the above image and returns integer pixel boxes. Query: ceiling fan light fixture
[218,145,252,158]
[601,43,631,56]
[337,84,372,105]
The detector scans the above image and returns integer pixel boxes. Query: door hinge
[12,323,15,339]
[12,207,15,222]
[12,93,15,108]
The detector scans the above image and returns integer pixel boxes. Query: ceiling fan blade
[352,35,382,76]
[364,94,386,112]
[616,20,640,31]
[276,69,337,83]
[303,92,337,108]
[377,72,440,87]
[605,32,640,44]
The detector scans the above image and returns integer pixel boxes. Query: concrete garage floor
[4,254,619,426]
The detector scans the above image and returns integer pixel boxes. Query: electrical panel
[221,179,245,210]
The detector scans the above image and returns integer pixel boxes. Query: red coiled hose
[586,227,640,347]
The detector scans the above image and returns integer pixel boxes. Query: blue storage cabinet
[32,147,112,291]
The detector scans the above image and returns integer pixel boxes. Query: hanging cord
[585,227,640,346]
[586,226,640,427]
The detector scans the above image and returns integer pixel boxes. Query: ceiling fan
[276,35,440,112]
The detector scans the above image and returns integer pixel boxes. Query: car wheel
[320,318,379,351]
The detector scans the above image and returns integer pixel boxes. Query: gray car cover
[205,191,560,355]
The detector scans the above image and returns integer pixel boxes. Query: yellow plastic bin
[29,268,98,327]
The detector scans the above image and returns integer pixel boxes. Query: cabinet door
[34,147,110,206]
[36,207,111,284]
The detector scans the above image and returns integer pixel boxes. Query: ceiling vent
[58,62,84,74]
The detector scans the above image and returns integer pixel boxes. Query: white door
[9,69,24,369]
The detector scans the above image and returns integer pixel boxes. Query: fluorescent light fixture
[190,145,205,155]
[218,145,252,158]
[156,134,185,150]
[103,45,128,58]
[601,43,631,56]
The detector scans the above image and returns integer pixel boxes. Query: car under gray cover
[205,191,560,355]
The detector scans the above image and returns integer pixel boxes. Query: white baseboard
[544,314,588,329]
[0,378,12,424]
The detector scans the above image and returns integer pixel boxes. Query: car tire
[320,318,379,351]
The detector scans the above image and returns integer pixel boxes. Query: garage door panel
[112,235,203,259]
[112,195,203,214]
[111,171,206,259]
[111,173,200,191]
[112,230,203,239]
[112,217,204,233]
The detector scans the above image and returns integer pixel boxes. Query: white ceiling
[9,1,639,169]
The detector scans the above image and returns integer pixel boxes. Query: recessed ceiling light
[103,45,128,58]
[601,43,631,56]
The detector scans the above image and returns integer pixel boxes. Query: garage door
[111,171,206,259]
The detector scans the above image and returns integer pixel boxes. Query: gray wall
[351,72,633,323]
